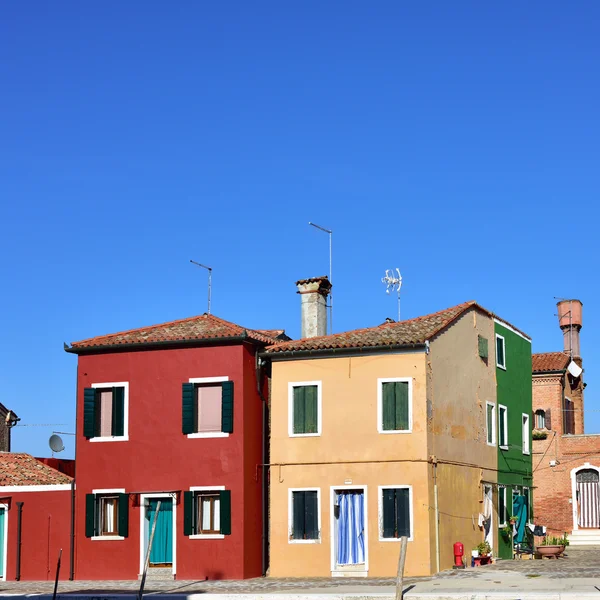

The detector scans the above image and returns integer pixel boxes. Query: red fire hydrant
[453,541,465,569]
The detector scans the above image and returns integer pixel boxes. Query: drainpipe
[69,478,75,580]
[256,355,269,576]
[15,502,24,580]
[432,457,440,573]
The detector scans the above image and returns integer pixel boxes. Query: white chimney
[296,276,332,338]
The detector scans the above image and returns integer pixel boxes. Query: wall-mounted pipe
[70,478,75,580]
[16,501,24,580]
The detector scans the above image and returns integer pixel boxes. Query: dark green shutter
[382,383,396,431]
[118,493,129,537]
[499,487,505,524]
[382,489,395,538]
[112,387,125,437]
[83,388,97,438]
[395,382,409,431]
[487,404,493,442]
[292,491,305,539]
[219,490,231,535]
[396,489,410,538]
[85,493,96,537]
[221,381,234,433]
[478,335,488,359]
[304,386,318,434]
[182,383,196,434]
[183,491,194,536]
[304,491,318,539]
[293,387,305,434]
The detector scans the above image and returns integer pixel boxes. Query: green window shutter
[182,383,196,435]
[293,386,306,434]
[304,386,318,434]
[183,491,194,536]
[304,491,318,539]
[219,490,231,535]
[382,489,395,538]
[292,491,305,539]
[381,383,396,431]
[394,382,409,431]
[118,493,129,537]
[487,404,493,443]
[396,488,411,538]
[85,493,96,538]
[112,387,125,437]
[478,335,488,359]
[221,381,234,433]
[498,487,505,523]
[496,336,505,366]
[83,388,98,438]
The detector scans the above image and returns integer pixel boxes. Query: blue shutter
[221,381,234,433]
[83,388,97,438]
[182,383,196,434]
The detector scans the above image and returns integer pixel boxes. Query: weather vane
[382,268,403,321]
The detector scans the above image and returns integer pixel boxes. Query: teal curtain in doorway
[147,499,173,565]
[512,494,527,544]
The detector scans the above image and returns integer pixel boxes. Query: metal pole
[52,549,62,600]
[397,289,401,322]
[190,260,213,314]
[16,502,24,580]
[137,500,162,600]
[309,222,333,334]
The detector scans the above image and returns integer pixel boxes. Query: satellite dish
[567,361,583,378]
[49,434,65,453]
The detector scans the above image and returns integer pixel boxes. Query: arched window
[535,409,546,429]
[576,469,599,483]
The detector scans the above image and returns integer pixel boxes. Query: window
[378,378,412,433]
[498,486,507,526]
[184,488,231,537]
[478,335,489,359]
[535,409,546,429]
[289,489,320,542]
[288,382,321,437]
[380,486,412,540]
[523,487,531,523]
[522,413,530,455]
[499,404,508,449]
[486,402,496,446]
[496,334,506,369]
[83,383,128,441]
[183,377,234,437]
[85,490,129,539]
[564,398,575,435]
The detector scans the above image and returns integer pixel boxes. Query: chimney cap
[296,276,331,287]
[296,276,332,296]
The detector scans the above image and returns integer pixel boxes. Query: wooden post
[395,536,408,600]
[137,500,161,600]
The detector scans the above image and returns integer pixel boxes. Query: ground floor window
[184,488,231,536]
[85,492,129,538]
[289,489,320,541]
[380,486,412,540]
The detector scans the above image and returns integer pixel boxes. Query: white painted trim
[377,485,414,542]
[377,378,413,434]
[498,404,508,450]
[288,487,321,544]
[522,413,531,455]
[139,493,177,577]
[92,488,126,494]
[495,334,506,370]
[497,485,507,527]
[90,381,129,442]
[91,535,125,541]
[188,376,229,384]
[187,376,230,439]
[288,381,322,437]
[190,533,225,540]
[0,503,8,581]
[188,486,225,538]
[570,462,600,531]
[190,485,225,492]
[0,484,72,493]
[486,402,496,446]
[329,485,369,575]
[493,318,531,343]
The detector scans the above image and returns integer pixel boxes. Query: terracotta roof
[532,352,570,373]
[0,453,73,486]
[68,314,286,352]
[267,301,488,354]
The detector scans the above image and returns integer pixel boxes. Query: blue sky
[1,2,598,458]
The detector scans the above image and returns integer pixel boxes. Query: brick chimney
[557,299,583,358]
[296,276,331,338]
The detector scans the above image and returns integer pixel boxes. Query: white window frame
[189,485,225,539]
[495,334,506,370]
[377,377,413,435]
[523,486,532,525]
[89,382,129,442]
[486,402,496,446]
[497,485,507,527]
[378,485,414,542]
[535,409,546,430]
[288,381,322,438]
[91,488,126,541]
[0,502,8,581]
[138,492,177,577]
[498,404,508,450]
[187,376,229,439]
[522,413,530,455]
[288,487,321,544]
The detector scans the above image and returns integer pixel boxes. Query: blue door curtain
[336,492,365,566]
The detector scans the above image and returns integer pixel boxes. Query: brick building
[532,299,600,544]
[0,403,19,452]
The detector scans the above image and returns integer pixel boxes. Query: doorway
[483,484,493,550]
[331,487,368,576]
[139,495,176,576]
[0,505,7,580]
[576,469,600,529]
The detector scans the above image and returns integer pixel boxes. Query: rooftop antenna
[48,434,65,456]
[190,260,212,314]
[308,222,332,334]
[382,268,403,321]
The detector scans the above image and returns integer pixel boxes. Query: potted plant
[500,525,512,542]
[477,541,491,557]
[536,535,565,558]
[508,515,517,525]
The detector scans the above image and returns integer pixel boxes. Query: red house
[66,314,285,580]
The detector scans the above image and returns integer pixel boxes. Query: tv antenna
[382,268,403,321]
[190,260,212,314]
[308,222,332,334]
[49,434,65,455]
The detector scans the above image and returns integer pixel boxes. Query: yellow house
[264,277,502,577]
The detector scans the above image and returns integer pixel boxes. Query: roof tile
[0,453,73,486]
[532,352,570,373]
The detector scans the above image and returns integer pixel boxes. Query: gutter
[260,342,427,361]
[255,355,269,577]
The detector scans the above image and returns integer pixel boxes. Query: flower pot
[536,545,563,558]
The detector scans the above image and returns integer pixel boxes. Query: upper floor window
[486,402,496,446]
[183,377,234,438]
[378,378,412,434]
[83,382,128,441]
[85,490,129,539]
[498,404,508,449]
[522,413,530,455]
[496,334,506,369]
[564,397,575,435]
[288,382,321,437]
[535,409,546,429]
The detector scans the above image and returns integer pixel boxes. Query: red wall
[74,342,264,580]
[3,490,72,581]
